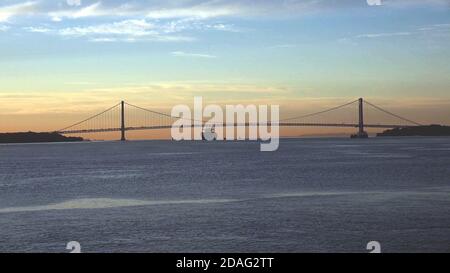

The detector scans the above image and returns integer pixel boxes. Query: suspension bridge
[55,98,424,140]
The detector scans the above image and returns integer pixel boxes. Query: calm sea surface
[0,138,449,253]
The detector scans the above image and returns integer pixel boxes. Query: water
[0,138,449,253]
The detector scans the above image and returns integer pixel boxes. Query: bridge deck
[57,123,413,135]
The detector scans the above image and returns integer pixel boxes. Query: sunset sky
[1,0,450,137]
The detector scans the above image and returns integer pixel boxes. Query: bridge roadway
[57,122,413,135]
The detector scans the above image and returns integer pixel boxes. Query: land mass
[0,132,84,143]
[377,125,450,137]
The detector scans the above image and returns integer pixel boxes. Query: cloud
[204,23,242,32]
[23,26,51,33]
[337,23,450,48]
[0,1,314,23]
[383,0,450,7]
[366,0,383,6]
[1,0,449,43]
[0,1,38,22]
[53,17,235,42]
[49,2,103,21]
[57,19,195,42]
[350,24,450,42]
[0,82,291,116]
[89,37,119,43]
[145,6,238,20]
[67,0,82,7]
[418,23,450,32]
[59,19,156,37]
[1,1,450,23]
[47,2,236,22]
[171,51,217,58]
[356,32,412,38]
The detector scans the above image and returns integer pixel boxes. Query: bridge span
[55,98,423,140]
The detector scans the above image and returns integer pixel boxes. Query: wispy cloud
[66,0,82,7]
[23,26,51,33]
[1,0,448,43]
[1,0,449,23]
[53,19,194,42]
[204,23,242,32]
[0,82,291,116]
[383,0,450,7]
[18,14,237,42]
[59,19,156,37]
[48,2,104,22]
[145,6,238,20]
[171,51,217,59]
[47,2,238,22]
[338,23,450,48]
[0,1,38,22]
[418,23,450,32]
[351,24,450,41]
[89,37,119,43]
[356,32,412,39]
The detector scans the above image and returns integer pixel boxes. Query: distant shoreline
[0,132,84,144]
[377,125,450,137]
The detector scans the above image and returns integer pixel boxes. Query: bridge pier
[120,101,126,141]
[351,98,368,138]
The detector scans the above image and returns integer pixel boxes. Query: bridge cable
[279,99,359,122]
[125,102,174,119]
[364,100,422,126]
[56,102,121,132]
[125,102,205,123]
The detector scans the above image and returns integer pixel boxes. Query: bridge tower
[351,98,368,138]
[359,98,364,134]
[120,101,126,141]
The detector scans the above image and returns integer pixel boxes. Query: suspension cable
[280,99,359,122]
[57,102,121,132]
[125,102,204,123]
[125,102,174,119]
[364,100,422,126]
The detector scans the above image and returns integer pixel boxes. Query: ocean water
[0,138,449,253]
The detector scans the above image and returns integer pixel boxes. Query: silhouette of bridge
[55,98,423,140]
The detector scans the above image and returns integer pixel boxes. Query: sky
[0,0,450,136]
